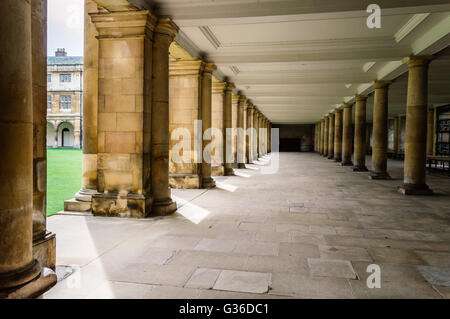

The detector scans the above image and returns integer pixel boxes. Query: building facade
[47,49,83,148]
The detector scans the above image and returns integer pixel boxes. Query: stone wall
[273,124,315,152]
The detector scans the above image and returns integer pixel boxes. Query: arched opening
[57,122,75,148]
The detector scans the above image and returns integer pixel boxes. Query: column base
[92,192,152,218]
[65,188,100,213]
[340,161,353,166]
[353,166,368,172]
[0,267,57,299]
[398,183,433,195]
[64,198,92,212]
[33,232,56,270]
[211,165,225,176]
[369,172,391,180]
[334,157,342,162]
[0,259,41,290]
[152,198,177,216]
[327,155,334,159]
[238,163,246,169]
[169,174,201,189]
[224,167,235,176]
[201,177,216,189]
[75,188,99,202]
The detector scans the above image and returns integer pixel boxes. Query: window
[60,74,71,83]
[60,95,71,110]
[47,74,51,83]
[47,95,51,110]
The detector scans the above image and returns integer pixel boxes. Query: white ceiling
[97,0,450,124]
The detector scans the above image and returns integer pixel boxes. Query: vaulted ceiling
[95,0,450,124]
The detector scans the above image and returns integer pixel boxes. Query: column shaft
[353,96,368,171]
[253,110,259,160]
[399,56,433,195]
[79,0,99,198]
[334,109,343,161]
[151,18,178,214]
[341,104,353,165]
[224,83,235,175]
[201,63,217,188]
[0,0,41,291]
[246,104,254,163]
[323,116,329,157]
[237,95,246,167]
[370,82,391,179]
[327,113,335,159]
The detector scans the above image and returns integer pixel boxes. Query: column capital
[238,95,247,103]
[342,102,352,108]
[335,107,343,113]
[355,94,368,102]
[91,10,157,39]
[225,82,235,92]
[373,80,392,89]
[203,62,217,74]
[403,55,434,68]
[154,17,179,40]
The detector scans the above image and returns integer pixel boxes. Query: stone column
[341,103,353,166]
[327,112,335,159]
[236,95,247,167]
[0,0,50,295]
[353,95,368,171]
[211,79,226,176]
[320,119,324,155]
[201,63,217,188]
[268,122,272,153]
[151,18,178,215]
[31,0,56,270]
[334,108,343,162]
[323,115,329,157]
[91,11,157,217]
[398,56,434,195]
[427,108,434,156]
[246,103,254,163]
[266,119,270,154]
[253,109,259,160]
[369,81,391,179]
[224,82,235,175]
[258,114,264,157]
[74,0,99,204]
[231,93,238,168]
[394,116,400,155]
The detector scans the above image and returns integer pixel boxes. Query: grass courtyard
[47,148,82,216]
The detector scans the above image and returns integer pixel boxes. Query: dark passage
[280,138,301,152]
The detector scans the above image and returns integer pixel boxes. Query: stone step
[63,198,91,212]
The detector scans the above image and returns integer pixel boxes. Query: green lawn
[47,148,82,216]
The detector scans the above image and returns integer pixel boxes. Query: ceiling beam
[155,0,450,27]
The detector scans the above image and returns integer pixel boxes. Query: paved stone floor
[44,153,450,299]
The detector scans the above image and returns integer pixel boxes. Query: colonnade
[0,0,56,298]
[314,55,434,195]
